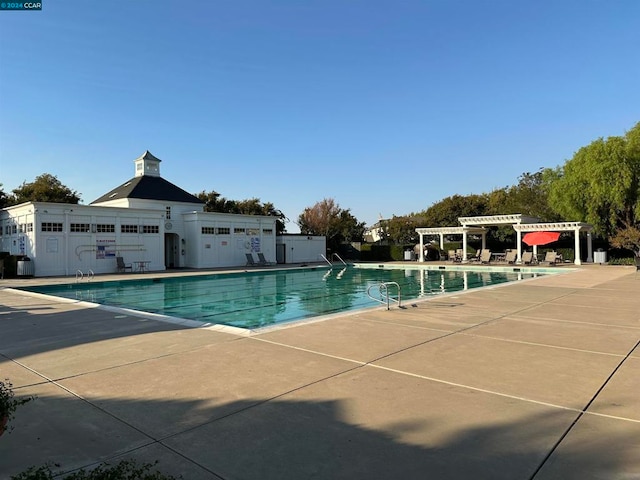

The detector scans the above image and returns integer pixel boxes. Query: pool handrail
[332,253,347,265]
[367,281,402,310]
[319,254,332,266]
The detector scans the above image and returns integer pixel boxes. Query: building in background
[0,151,278,276]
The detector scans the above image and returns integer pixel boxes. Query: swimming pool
[18,265,548,330]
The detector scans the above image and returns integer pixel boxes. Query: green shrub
[608,257,635,265]
[11,460,180,480]
[1,379,35,435]
[555,248,575,262]
[359,245,392,261]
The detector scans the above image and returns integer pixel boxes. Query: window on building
[70,223,90,233]
[142,225,159,234]
[247,228,259,236]
[262,228,273,235]
[41,222,63,232]
[201,226,215,235]
[121,224,138,233]
[96,224,115,233]
[26,223,33,232]
[234,227,245,234]
[166,206,171,220]
[217,227,230,235]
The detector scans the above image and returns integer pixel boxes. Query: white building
[0,151,279,276]
[276,234,327,264]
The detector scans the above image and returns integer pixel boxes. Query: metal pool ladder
[75,269,94,282]
[367,281,402,310]
[319,253,348,266]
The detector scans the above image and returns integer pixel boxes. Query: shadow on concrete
[0,300,212,361]
[1,391,637,480]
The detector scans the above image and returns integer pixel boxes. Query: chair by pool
[541,251,560,265]
[116,257,132,273]
[504,250,517,264]
[257,253,275,266]
[521,251,536,265]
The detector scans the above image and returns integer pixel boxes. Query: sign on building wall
[96,239,116,259]
[46,237,58,253]
[251,237,260,252]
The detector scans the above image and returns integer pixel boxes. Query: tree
[490,168,562,221]
[0,184,9,208]
[196,190,287,234]
[337,209,366,243]
[298,198,342,238]
[609,225,640,257]
[297,198,364,250]
[11,174,81,204]
[385,215,423,245]
[419,194,489,227]
[548,122,640,237]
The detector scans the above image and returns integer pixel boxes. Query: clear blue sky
[1,1,638,232]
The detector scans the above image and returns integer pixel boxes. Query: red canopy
[522,231,561,246]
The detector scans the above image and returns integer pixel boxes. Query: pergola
[513,222,594,265]
[414,226,487,262]
[415,214,594,265]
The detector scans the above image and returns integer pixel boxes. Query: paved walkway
[1,265,639,479]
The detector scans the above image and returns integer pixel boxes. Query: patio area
[1,264,639,479]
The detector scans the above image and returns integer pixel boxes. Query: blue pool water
[19,266,542,329]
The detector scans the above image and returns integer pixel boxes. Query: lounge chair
[116,256,132,272]
[541,251,560,265]
[504,250,517,264]
[245,253,257,266]
[448,250,459,262]
[468,250,481,262]
[257,253,275,266]
[480,249,492,264]
[521,251,536,265]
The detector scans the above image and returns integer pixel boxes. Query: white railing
[332,253,347,265]
[320,253,348,266]
[366,282,402,310]
[319,254,332,266]
[75,269,95,282]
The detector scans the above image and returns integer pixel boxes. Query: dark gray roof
[91,175,204,205]
[138,150,162,163]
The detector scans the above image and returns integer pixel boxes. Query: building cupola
[134,150,162,177]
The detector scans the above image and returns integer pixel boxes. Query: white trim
[459,214,539,226]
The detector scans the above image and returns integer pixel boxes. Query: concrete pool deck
[1,264,639,479]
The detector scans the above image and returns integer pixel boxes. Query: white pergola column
[439,233,444,250]
[481,232,487,250]
[462,229,468,262]
[516,229,522,263]
[586,231,593,262]
[574,228,582,265]
[419,233,425,262]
